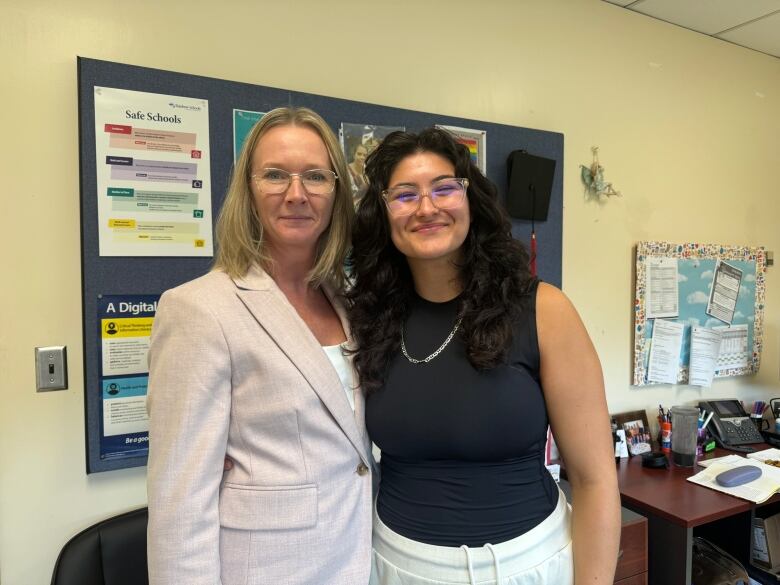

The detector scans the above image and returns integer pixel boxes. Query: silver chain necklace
[400,316,463,364]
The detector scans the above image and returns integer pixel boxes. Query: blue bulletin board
[633,241,766,386]
[78,57,564,472]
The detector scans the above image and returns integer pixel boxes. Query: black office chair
[51,507,148,585]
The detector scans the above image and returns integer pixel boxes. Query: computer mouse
[715,465,762,487]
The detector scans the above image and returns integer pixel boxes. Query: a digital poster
[98,294,158,460]
[94,87,213,256]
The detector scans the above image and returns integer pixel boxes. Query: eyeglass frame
[249,167,339,196]
[381,177,470,216]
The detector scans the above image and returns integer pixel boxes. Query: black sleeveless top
[365,283,558,547]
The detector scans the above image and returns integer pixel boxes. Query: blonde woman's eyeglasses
[251,168,338,196]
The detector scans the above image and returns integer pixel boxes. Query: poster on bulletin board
[93,87,213,257]
[632,241,766,386]
[97,294,159,460]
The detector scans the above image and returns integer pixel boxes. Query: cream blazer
[146,265,373,585]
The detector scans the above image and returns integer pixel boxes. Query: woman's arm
[536,283,621,585]
[147,286,232,585]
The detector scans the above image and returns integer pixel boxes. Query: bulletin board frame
[632,241,766,386]
[78,57,564,472]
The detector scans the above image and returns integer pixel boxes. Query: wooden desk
[617,448,779,585]
[615,507,648,584]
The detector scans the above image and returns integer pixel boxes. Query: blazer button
[356,462,369,476]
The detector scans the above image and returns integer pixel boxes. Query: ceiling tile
[718,11,780,58]
[630,0,780,35]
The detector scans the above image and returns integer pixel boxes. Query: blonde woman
[147,107,373,585]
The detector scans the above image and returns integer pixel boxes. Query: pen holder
[671,406,699,467]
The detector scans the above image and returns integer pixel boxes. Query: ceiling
[603,0,780,58]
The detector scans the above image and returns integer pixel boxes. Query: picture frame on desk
[614,410,652,456]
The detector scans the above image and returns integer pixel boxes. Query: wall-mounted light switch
[35,346,68,391]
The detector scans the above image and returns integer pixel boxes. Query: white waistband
[372,486,571,583]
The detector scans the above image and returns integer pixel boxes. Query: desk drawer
[614,515,647,581]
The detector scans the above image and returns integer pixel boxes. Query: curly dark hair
[346,128,536,394]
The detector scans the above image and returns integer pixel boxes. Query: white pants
[370,488,573,585]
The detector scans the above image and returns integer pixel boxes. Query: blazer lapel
[233,266,368,461]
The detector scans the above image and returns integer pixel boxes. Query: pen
[701,411,714,430]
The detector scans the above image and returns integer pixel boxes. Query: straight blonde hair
[213,107,353,290]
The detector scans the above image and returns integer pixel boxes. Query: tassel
[529,184,538,276]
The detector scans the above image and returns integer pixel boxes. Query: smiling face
[385,151,470,269]
[250,124,335,256]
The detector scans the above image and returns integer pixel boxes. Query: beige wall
[1,0,779,583]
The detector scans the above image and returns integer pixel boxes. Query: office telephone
[699,399,764,448]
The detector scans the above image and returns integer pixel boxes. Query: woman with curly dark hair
[347,128,620,585]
